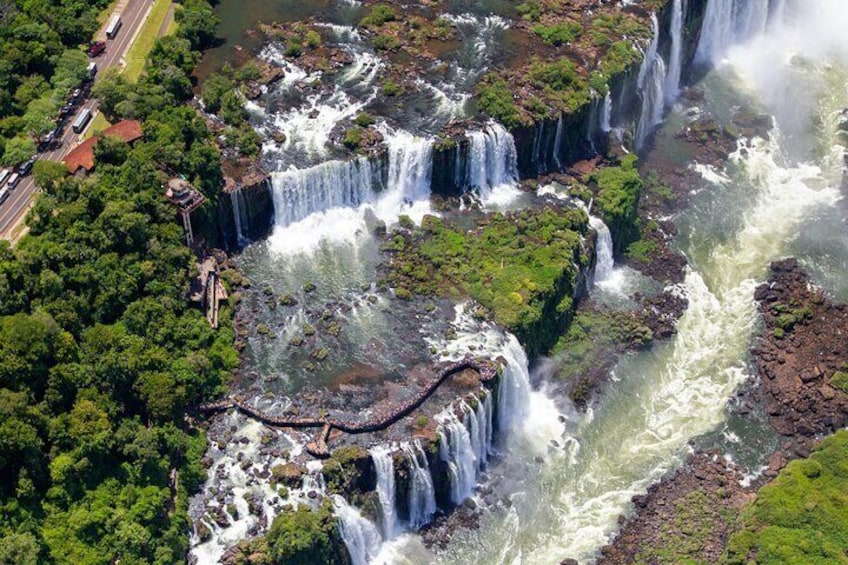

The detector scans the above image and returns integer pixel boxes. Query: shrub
[343,127,362,149]
[532,22,582,46]
[382,80,401,96]
[354,112,375,127]
[360,4,396,28]
[373,34,400,51]
[476,77,523,129]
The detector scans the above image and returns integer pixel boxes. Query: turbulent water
[196,0,848,563]
[379,1,848,563]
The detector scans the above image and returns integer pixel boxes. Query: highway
[0,0,153,240]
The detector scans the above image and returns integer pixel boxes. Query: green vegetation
[532,22,582,46]
[830,371,848,393]
[0,0,99,165]
[0,1,239,562]
[589,154,643,252]
[359,4,396,28]
[528,58,591,112]
[384,206,589,352]
[724,431,848,564]
[373,34,400,51]
[266,503,348,564]
[123,0,175,81]
[355,112,375,127]
[343,127,363,149]
[382,79,401,97]
[476,77,525,129]
[625,239,658,264]
[516,0,543,22]
[553,309,651,402]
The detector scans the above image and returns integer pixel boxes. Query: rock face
[597,451,752,565]
[751,258,848,446]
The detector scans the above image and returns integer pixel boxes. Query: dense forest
[0,0,237,563]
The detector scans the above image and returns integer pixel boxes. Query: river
[191,0,848,563]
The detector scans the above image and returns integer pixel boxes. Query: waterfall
[333,495,383,565]
[402,441,437,529]
[230,189,249,247]
[664,0,684,103]
[635,14,668,151]
[553,115,564,170]
[696,0,772,64]
[437,408,479,504]
[465,122,518,196]
[497,334,532,434]
[601,91,613,133]
[271,157,377,228]
[589,215,615,284]
[369,446,398,539]
[384,131,432,203]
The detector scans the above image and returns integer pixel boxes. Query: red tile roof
[63,119,144,173]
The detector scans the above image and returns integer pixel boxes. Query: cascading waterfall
[464,122,519,197]
[370,445,398,539]
[553,114,564,169]
[589,215,615,284]
[230,189,249,247]
[333,495,383,565]
[437,407,480,504]
[696,0,772,64]
[664,0,685,103]
[402,441,437,530]
[635,14,668,151]
[601,91,613,133]
[271,157,377,229]
[496,335,532,434]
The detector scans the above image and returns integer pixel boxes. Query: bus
[0,169,9,187]
[0,186,9,205]
[105,15,122,39]
[72,108,92,134]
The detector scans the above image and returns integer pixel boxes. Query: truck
[87,41,106,57]
[105,15,122,39]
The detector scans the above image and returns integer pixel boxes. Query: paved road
[0,0,152,239]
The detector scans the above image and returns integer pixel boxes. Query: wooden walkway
[198,356,500,457]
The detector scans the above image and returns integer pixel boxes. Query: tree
[32,160,68,192]
[51,49,88,94]
[2,134,35,166]
[175,0,219,50]
[91,68,131,121]
[199,73,233,114]
[93,134,129,167]
[22,97,56,139]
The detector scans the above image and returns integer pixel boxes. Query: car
[38,133,53,151]
[87,41,106,57]
[70,88,82,101]
[17,157,36,177]
[60,103,74,117]
[6,173,20,190]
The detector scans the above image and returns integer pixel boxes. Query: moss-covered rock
[265,502,350,565]
[383,204,589,354]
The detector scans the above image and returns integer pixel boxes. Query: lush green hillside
[0,1,238,562]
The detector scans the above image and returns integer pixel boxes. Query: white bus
[0,186,9,204]
[0,169,9,187]
[72,108,92,134]
[105,15,122,39]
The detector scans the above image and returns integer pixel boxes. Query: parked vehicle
[0,169,9,187]
[0,186,9,204]
[87,41,106,57]
[72,108,92,134]
[6,173,20,190]
[38,132,54,151]
[18,157,36,176]
[70,88,82,101]
[105,15,122,39]
[86,62,98,80]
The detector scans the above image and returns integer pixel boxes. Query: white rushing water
[464,122,519,199]
[384,1,847,563]
[634,14,668,151]
[370,445,399,539]
[696,0,773,64]
[600,92,613,134]
[664,0,685,103]
[334,495,384,565]
[403,441,438,530]
[589,215,615,284]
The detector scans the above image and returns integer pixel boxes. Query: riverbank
[599,258,848,563]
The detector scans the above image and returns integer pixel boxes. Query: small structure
[165,177,205,246]
[189,255,228,328]
[63,119,144,174]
